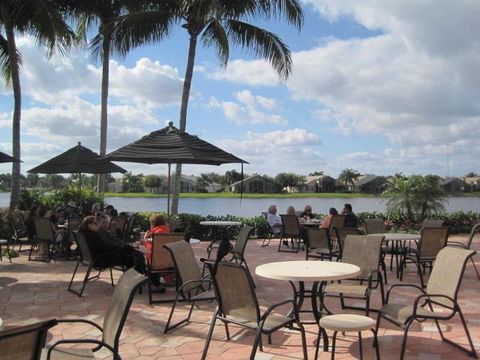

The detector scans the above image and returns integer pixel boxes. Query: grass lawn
[104,192,377,198]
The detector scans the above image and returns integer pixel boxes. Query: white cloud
[209,59,280,86]
[208,90,286,125]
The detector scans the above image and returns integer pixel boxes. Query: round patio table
[200,221,242,261]
[375,233,421,277]
[256,260,361,351]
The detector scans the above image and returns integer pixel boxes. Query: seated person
[300,205,315,219]
[266,205,283,234]
[286,205,296,216]
[320,207,338,228]
[79,216,145,274]
[50,207,65,226]
[24,205,39,240]
[342,203,358,228]
[97,214,125,246]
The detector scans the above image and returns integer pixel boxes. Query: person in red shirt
[143,214,171,291]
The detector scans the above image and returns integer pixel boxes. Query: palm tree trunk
[171,32,198,215]
[97,31,111,193]
[2,6,22,211]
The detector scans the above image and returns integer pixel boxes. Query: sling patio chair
[45,269,147,360]
[260,212,281,247]
[322,235,386,316]
[447,222,480,280]
[30,218,55,262]
[68,231,125,297]
[8,212,30,253]
[363,218,386,234]
[279,214,303,253]
[334,227,362,259]
[163,241,216,333]
[201,261,308,360]
[147,232,185,304]
[229,224,255,271]
[399,227,449,288]
[0,319,57,360]
[375,247,477,359]
[329,215,346,236]
[305,227,339,261]
[108,215,128,239]
[363,217,396,277]
[421,218,446,229]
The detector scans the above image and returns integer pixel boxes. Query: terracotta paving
[0,234,479,359]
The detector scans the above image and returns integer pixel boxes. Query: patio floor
[0,234,479,359]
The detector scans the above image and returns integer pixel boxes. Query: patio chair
[260,212,274,247]
[448,223,480,280]
[334,227,362,258]
[279,214,303,253]
[8,213,30,252]
[421,219,445,229]
[329,215,346,234]
[399,227,449,288]
[147,232,185,304]
[229,224,255,269]
[375,247,477,359]
[67,231,125,297]
[363,218,386,234]
[322,235,385,316]
[109,215,127,238]
[0,319,58,360]
[305,228,338,261]
[201,262,308,360]
[364,217,398,273]
[30,218,55,262]
[163,241,216,333]
[45,269,147,360]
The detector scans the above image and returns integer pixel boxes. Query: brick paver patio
[1,235,479,359]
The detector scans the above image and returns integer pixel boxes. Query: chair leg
[67,261,81,292]
[372,329,380,359]
[416,259,425,288]
[110,268,114,286]
[358,331,363,360]
[250,327,263,360]
[201,312,217,360]
[400,326,410,360]
[331,331,338,360]
[224,322,230,340]
[373,314,381,348]
[78,265,94,297]
[470,257,480,281]
[298,323,308,360]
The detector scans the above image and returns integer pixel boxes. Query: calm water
[2,192,480,217]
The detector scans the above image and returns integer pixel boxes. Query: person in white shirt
[267,205,283,234]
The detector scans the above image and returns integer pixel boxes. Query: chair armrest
[178,279,212,293]
[261,299,296,321]
[413,293,456,317]
[386,283,426,303]
[56,319,103,332]
[47,339,118,360]
[367,269,383,289]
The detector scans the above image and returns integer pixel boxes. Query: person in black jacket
[79,216,145,273]
[342,203,359,228]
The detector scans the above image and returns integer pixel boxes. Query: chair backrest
[421,219,445,229]
[334,227,362,255]
[151,233,185,270]
[466,223,480,249]
[73,231,94,264]
[427,247,476,307]
[342,235,384,278]
[102,269,147,351]
[209,261,260,323]
[363,218,386,234]
[109,216,127,234]
[419,227,449,258]
[306,228,332,251]
[280,214,301,236]
[67,217,82,231]
[33,218,55,242]
[164,241,202,293]
[123,214,137,242]
[8,213,25,238]
[0,319,58,360]
[231,225,254,260]
[330,215,346,232]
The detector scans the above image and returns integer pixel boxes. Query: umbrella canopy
[107,122,247,214]
[0,151,21,163]
[28,142,126,175]
[106,122,247,165]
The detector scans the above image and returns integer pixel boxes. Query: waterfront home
[442,176,465,193]
[300,175,336,193]
[230,174,277,193]
[354,175,387,193]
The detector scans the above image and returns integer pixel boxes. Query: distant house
[107,179,123,193]
[230,174,277,193]
[463,177,480,192]
[442,177,464,193]
[354,175,386,193]
[206,182,224,193]
[301,175,336,193]
[169,175,197,193]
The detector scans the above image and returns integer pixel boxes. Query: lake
[1,192,480,217]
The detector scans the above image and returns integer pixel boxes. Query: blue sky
[1,0,480,179]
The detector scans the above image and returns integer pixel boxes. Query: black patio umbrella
[0,151,21,163]
[106,122,247,215]
[28,142,126,200]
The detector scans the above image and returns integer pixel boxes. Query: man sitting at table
[300,205,315,219]
[267,205,283,234]
[342,203,358,228]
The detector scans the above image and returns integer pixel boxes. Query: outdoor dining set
[0,212,479,360]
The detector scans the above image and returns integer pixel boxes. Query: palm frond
[0,34,22,84]
[201,19,229,65]
[225,19,291,80]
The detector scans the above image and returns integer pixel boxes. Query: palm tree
[63,0,174,192]
[0,0,73,210]
[338,168,360,191]
[170,0,304,214]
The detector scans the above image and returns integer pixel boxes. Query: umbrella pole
[78,172,82,209]
[167,163,171,217]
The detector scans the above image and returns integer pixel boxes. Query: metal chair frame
[279,214,303,253]
[448,223,480,280]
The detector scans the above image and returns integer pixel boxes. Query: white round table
[375,233,421,277]
[256,260,361,351]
